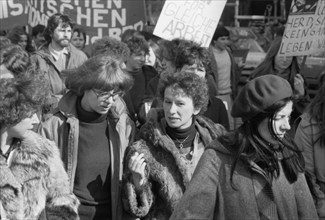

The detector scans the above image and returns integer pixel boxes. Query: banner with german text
[0,0,146,43]
[153,0,227,47]
[280,0,325,56]
[0,0,28,30]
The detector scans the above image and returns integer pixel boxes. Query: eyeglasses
[92,89,125,100]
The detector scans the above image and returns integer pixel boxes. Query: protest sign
[25,0,146,44]
[279,0,325,56]
[153,0,227,47]
[0,0,28,30]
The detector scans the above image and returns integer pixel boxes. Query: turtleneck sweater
[166,120,197,151]
[73,96,112,219]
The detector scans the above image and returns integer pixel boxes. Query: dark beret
[231,75,293,121]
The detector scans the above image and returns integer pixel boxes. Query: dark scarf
[166,120,197,149]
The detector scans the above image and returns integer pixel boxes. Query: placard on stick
[279,0,325,56]
[153,0,227,47]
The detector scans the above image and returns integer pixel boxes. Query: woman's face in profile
[82,89,123,114]
[257,101,293,144]
[163,86,200,129]
[7,113,39,140]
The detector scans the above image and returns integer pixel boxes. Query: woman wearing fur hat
[0,71,79,219]
[122,71,225,219]
[171,75,318,220]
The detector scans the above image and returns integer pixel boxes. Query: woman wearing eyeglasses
[122,71,225,219]
[38,54,135,220]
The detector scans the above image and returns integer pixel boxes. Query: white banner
[153,0,227,47]
[279,0,325,56]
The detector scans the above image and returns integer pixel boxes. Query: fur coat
[122,109,225,219]
[0,131,79,220]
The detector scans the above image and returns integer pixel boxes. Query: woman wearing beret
[249,36,310,124]
[171,75,318,220]
[122,71,225,219]
[0,69,79,219]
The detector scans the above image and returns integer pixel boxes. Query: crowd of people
[0,12,324,220]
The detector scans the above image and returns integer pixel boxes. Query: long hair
[306,81,325,146]
[219,98,304,188]
[249,37,300,82]
[63,54,133,96]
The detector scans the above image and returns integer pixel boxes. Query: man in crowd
[31,13,88,119]
[209,26,243,130]
[123,35,157,128]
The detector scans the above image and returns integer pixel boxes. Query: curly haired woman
[122,71,225,219]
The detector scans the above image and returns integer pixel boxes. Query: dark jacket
[38,91,135,220]
[123,65,158,127]
[170,139,319,220]
[0,131,79,220]
[122,108,225,219]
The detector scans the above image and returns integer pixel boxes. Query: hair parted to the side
[0,65,50,128]
[63,54,134,96]
[91,36,130,61]
[157,71,209,113]
[43,13,74,43]
[219,98,304,188]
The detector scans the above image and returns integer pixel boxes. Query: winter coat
[38,91,135,220]
[295,113,325,218]
[0,131,79,220]
[170,139,319,220]
[30,43,88,112]
[122,108,226,219]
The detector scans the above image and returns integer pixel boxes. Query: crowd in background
[0,12,324,220]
